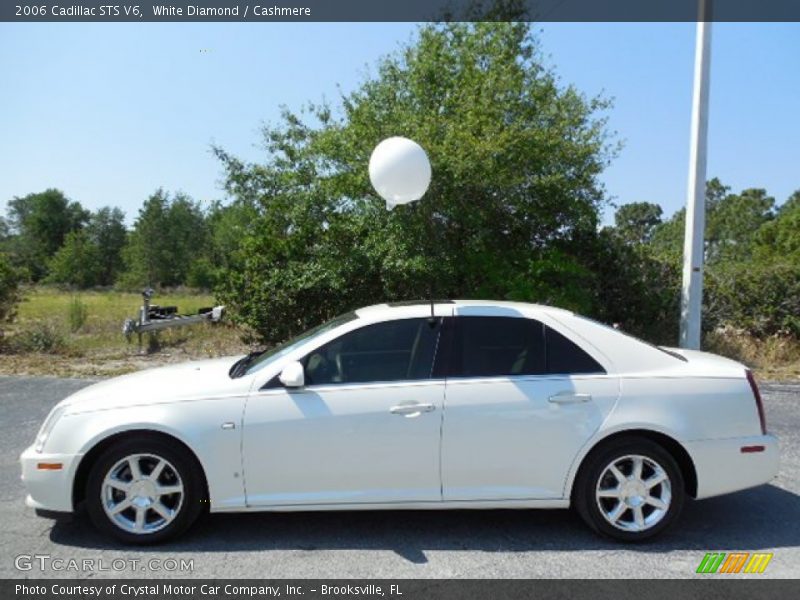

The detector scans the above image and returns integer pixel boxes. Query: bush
[0,253,23,341]
[705,261,800,337]
[10,321,66,354]
[67,296,89,332]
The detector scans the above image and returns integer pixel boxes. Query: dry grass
[705,327,800,381]
[0,287,250,378]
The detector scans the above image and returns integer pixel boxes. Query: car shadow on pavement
[48,484,800,563]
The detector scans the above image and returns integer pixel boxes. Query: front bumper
[20,444,82,513]
[685,434,779,499]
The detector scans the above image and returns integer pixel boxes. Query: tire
[85,436,206,544]
[573,436,685,542]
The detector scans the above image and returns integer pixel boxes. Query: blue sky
[1,22,797,226]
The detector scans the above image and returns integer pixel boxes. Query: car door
[440,311,619,501]
[243,317,445,507]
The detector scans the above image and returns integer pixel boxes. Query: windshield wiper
[229,351,262,378]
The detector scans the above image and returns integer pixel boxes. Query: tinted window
[245,311,358,376]
[303,318,441,385]
[545,326,605,374]
[449,317,546,377]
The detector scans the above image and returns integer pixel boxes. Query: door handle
[548,392,592,405]
[390,403,436,417]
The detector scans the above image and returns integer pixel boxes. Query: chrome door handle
[548,392,592,404]
[390,403,436,416]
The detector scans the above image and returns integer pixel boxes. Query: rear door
[440,312,619,500]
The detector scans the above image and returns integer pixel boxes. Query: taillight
[746,369,767,435]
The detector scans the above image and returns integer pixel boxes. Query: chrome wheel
[101,453,184,534]
[595,454,672,533]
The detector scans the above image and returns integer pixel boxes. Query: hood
[59,356,253,414]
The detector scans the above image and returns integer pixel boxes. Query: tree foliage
[5,189,89,281]
[623,182,800,340]
[118,190,209,289]
[45,207,127,288]
[214,21,615,343]
[0,252,23,328]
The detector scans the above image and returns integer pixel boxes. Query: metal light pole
[680,1,713,349]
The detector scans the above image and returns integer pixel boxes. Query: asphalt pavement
[1,375,798,579]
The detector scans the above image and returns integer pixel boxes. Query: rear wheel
[85,437,205,544]
[574,437,685,542]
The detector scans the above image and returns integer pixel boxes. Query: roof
[355,299,574,318]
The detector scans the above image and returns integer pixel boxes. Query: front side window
[302,318,441,386]
[244,312,358,376]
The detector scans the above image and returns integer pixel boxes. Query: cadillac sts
[20,300,779,543]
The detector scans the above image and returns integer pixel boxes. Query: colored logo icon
[696,552,773,574]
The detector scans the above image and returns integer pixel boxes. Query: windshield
[242,311,359,376]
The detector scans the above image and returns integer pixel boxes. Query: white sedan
[20,300,778,543]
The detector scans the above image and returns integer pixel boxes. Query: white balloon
[368,137,431,208]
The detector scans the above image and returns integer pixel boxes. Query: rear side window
[545,326,605,374]
[445,317,605,377]
[448,317,546,377]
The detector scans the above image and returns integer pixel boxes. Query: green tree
[46,229,104,288]
[613,202,663,245]
[5,189,89,280]
[86,207,128,285]
[119,190,209,288]
[752,189,800,263]
[215,21,615,343]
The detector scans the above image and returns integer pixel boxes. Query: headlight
[34,405,67,453]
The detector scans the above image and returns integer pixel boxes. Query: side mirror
[278,361,305,388]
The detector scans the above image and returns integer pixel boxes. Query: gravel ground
[1,376,797,579]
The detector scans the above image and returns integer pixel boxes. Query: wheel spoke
[104,477,131,493]
[597,487,622,498]
[645,471,668,489]
[609,464,626,483]
[157,483,183,496]
[607,502,626,523]
[128,457,142,480]
[646,496,668,510]
[149,459,166,482]
[631,456,643,481]
[151,502,173,520]
[133,506,146,531]
[633,506,645,529]
[110,498,132,514]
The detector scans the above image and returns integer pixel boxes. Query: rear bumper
[20,444,81,513]
[686,434,779,499]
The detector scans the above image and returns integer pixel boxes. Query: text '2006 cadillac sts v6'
[21,300,778,543]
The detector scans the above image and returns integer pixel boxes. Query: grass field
[0,287,248,377]
[1,287,797,380]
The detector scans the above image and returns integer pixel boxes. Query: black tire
[85,435,206,544]
[573,436,685,542]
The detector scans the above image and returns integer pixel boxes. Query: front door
[243,317,445,506]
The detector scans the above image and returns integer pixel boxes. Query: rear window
[545,326,605,374]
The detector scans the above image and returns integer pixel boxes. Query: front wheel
[85,436,205,544]
[573,437,685,542]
